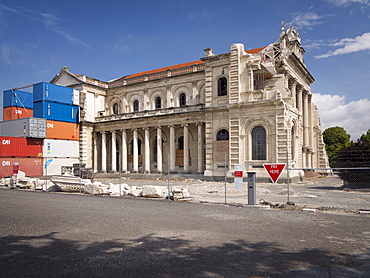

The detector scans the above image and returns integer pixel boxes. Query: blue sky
[0,0,369,140]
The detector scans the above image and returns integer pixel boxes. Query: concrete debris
[1,174,193,200]
[142,186,168,198]
[127,186,143,197]
[171,187,192,200]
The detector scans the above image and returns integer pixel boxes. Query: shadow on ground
[1,232,368,277]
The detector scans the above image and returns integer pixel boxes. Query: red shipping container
[0,137,43,157]
[0,157,43,177]
[3,106,33,121]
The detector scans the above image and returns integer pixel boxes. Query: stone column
[133,128,139,173]
[157,126,163,173]
[93,132,98,173]
[183,123,189,172]
[290,79,297,108]
[101,131,107,173]
[121,129,127,173]
[303,91,309,147]
[197,122,204,173]
[111,130,117,173]
[144,127,150,173]
[169,125,175,172]
[296,86,303,114]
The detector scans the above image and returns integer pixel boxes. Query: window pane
[218,78,227,96]
[217,129,229,141]
[252,126,266,160]
[133,100,139,112]
[180,93,186,107]
[155,97,161,109]
[113,103,118,115]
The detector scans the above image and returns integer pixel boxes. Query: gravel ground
[103,175,370,214]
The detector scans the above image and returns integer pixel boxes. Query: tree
[323,126,351,166]
[333,129,370,188]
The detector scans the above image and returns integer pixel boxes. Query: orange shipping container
[3,106,33,121]
[46,120,80,141]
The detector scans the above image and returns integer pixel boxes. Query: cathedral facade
[51,25,329,179]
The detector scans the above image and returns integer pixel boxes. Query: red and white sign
[13,162,19,175]
[263,163,286,183]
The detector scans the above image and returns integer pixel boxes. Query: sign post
[234,164,243,191]
[44,159,53,191]
[263,163,286,183]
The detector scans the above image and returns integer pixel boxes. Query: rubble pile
[0,173,192,201]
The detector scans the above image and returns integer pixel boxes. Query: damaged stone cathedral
[51,23,329,180]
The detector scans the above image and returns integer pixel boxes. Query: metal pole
[167,154,170,199]
[287,151,290,203]
[224,153,227,204]
[119,162,121,196]
[79,161,82,194]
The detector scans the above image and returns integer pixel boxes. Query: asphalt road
[1,188,370,277]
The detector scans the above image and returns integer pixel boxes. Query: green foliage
[323,126,351,166]
[333,129,370,188]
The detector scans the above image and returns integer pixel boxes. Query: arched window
[133,100,139,112]
[155,97,161,109]
[179,93,186,107]
[113,103,119,115]
[217,129,229,141]
[252,126,266,160]
[218,77,227,96]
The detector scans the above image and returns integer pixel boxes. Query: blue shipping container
[3,90,33,109]
[33,101,79,123]
[33,82,74,105]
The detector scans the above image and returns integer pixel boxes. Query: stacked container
[32,82,80,176]
[0,82,81,177]
[3,89,33,121]
[0,137,44,177]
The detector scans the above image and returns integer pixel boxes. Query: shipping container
[43,158,80,176]
[46,120,79,141]
[33,82,79,105]
[0,157,43,177]
[33,101,79,123]
[3,89,33,109]
[43,139,79,158]
[0,117,46,138]
[0,137,43,157]
[3,106,33,121]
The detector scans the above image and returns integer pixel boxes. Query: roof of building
[63,46,266,84]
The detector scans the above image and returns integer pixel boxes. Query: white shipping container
[43,139,79,158]
[43,158,79,176]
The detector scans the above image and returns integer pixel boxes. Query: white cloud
[287,12,324,29]
[312,93,370,140]
[0,43,25,66]
[0,4,90,49]
[315,32,370,58]
[326,0,370,6]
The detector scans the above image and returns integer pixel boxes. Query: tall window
[252,126,266,160]
[133,100,139,112]
[218,77,227,96]
[155,97,161,109]
[217,129,229,141]
[178,136,184,150]
[113,103,119,115]
[253,74,264,90]
[179,93,186,107]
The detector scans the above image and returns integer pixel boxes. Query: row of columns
[95,123,204,174]
[289,78,313,168]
